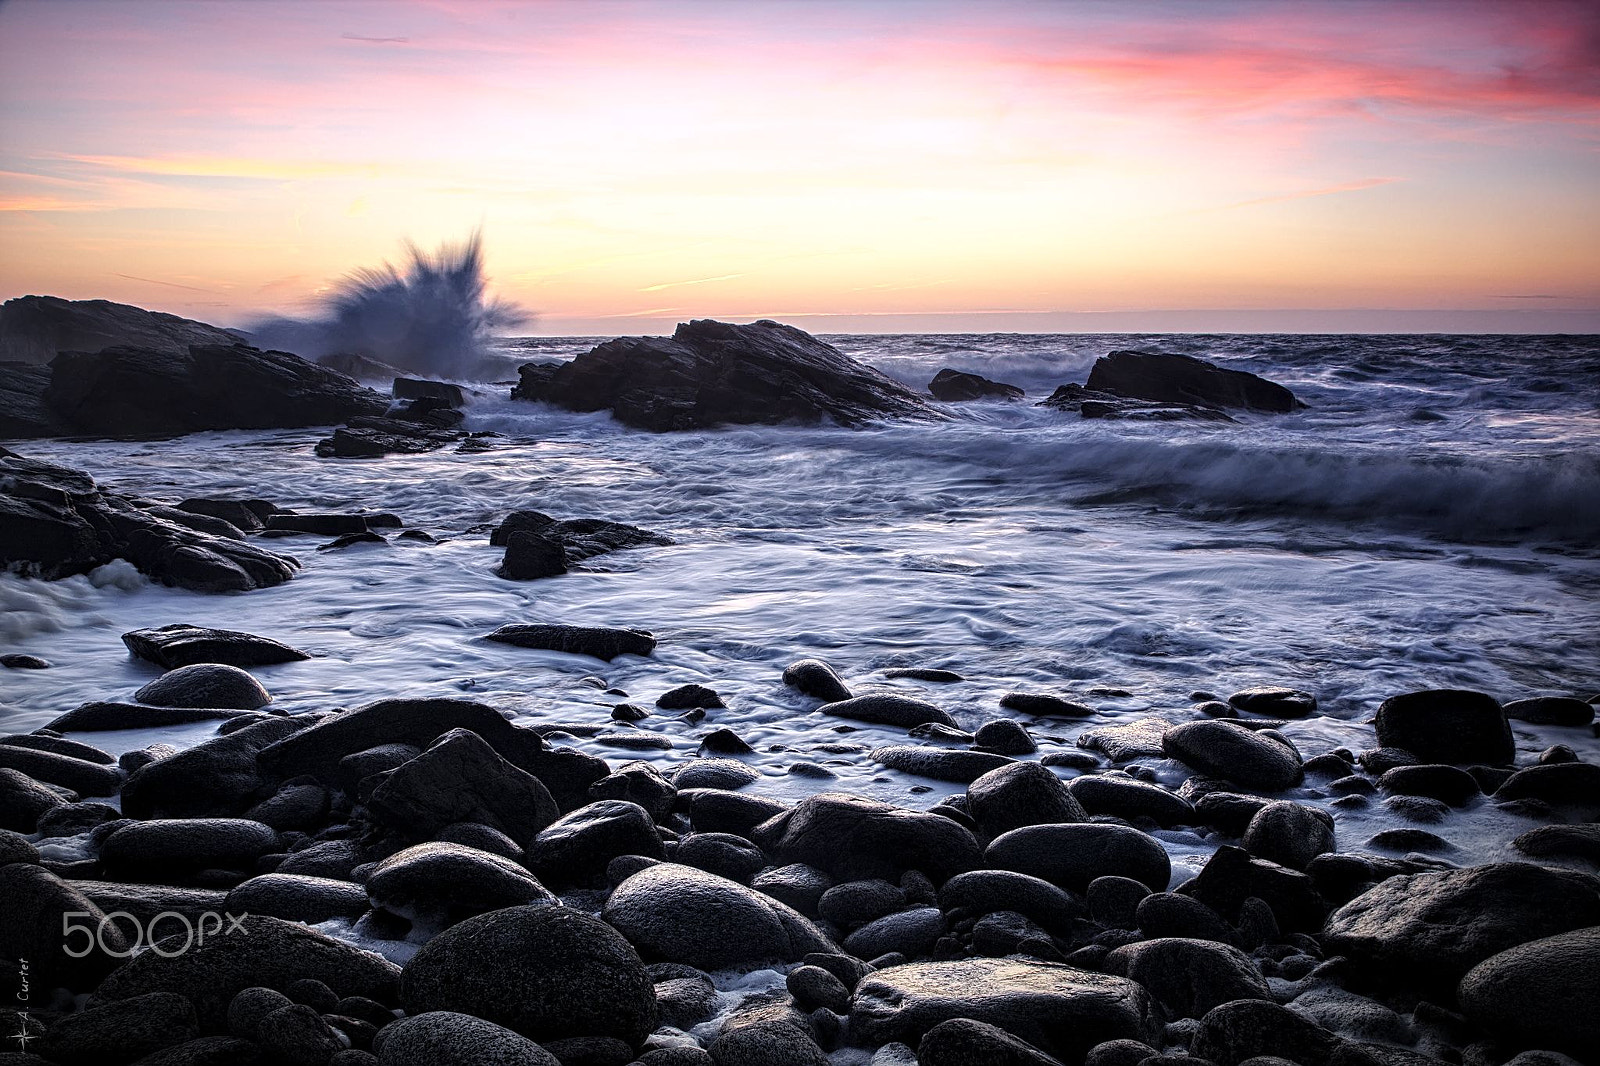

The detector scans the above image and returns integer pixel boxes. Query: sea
[4,331,1599,904]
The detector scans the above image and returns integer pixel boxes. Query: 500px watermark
[62,911,249,958]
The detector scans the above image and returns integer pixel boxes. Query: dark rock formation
[1373,689,1514,766]
[0,360,70,437]
[392,378,466,407]
[0,295,243,364]
[314,414,465,458]
[45,343,387,438]
[1458,927,1600,1061]
[1162,720,1304,792]
[928,368,1025,402]
[1038,383,1236,422]
[122,624,310,669]
[490,511,672,581]
[1085,350,1304,413]
[511,319,938,431]
[1,449,299,591]
[755,792,983,885]
[485,623,657,660]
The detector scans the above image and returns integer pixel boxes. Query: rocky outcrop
[928,368,1025,402]
[0,361,70,438]
[490,511,672,581]
[1038,383,1236,422]
[511,319,939,431]
[46,343,387,438]
[1,449,298,591]
[0,295,243,364]
[1085,350,1304,413]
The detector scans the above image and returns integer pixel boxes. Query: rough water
[4,332,1599,894]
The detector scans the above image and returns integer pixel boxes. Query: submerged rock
[927,368,1025,402]
[1038,383,1235,422]
[485,623,657,660]
[511,318,939,431]
[491,511,672,581]
[314,414,465,458]
[821,694,957,729]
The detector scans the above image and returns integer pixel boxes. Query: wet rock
[1502,697,1594,727]
[676,832,767,884]
[823,695,958,729]
[1038,382,1234,422]
[0,358,69,436]
[100,818,280,882]
[589,761,677,821]
[819,879,907,927]
[45,339,387,436]
[46,701,271,732]
[1239,801,1335,871]
[1135,892,1236,944]
[755,792,983,885]
[527,800,664,885]
[1085,350,1303,413]
[974,720,1037,755]
[315,416,465,459]
[1458,926,1600,1061]
[121,625,309,670]
[226,873,369,924]
[375,1011,559,1065]
[1001,693,1096,718]
[486,623,657,660]
[700,727,755,754]
[0,766,66,831]
[0,745,120,796]
[885,667,964,682]
[928,368,1025,402]
[940,869,1086,939]
[368,728,561,848]
[987,822,1171,894]
[134,663,272,710]
[260,697,538,780]
[2,450,298,590]
[245,778,330,831]
[1105,938,1269,1019]
[1373,690,1514,766]
[0,294,246,364]
[605,862,835,968]
[498,529,568,580]
[513,318,938,431]
[966,762,1088,838]
[753,864,834,915]
[92,914,399,1030]
[1227,687,1317,718]
[1067,775,1194,828]
[1,653,50,669]
[850,957,1163,1061]
[1375,764,1479,808]
[918,1017,1064,1066]
[1189,999,1341,1066]
[783,659,853,702]
[674,758,760,791]
[39,990,201,1065]
[257,1002,345,1064]
[788,965,852,1014]
[400,905,655,1045]
[872,744,1013,783]
[1512,823,1600,862]
[175,497,276,532]
[1162,721,1303,792]
[658,683,726,710]
[1493,762,1600,808]
[686,790,790,837]
[1322,861,1600,994]
[1188,844,1326,934]
[0,862,129,991]
[367,842,557,926]
[1077,718,1172,762]
[845,907,946,961]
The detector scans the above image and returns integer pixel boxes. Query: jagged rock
[0,360,69,437]
[122,625,310,669]
[928,368,1025,402]
[1084,350,1303,413]
[314,416,465,458]
[392,378,466,406]
[44,342,387,437]
[175,497,277,531]
[0,295,242,362]
[511,318,939,430]
[1,449,299,591]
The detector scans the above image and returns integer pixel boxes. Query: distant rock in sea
[0,294,245,364]
[511,318,940,431]
[927,368,1025,402]
[1086,349,1305,413]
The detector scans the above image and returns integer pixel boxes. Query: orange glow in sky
[1,0,1597,333]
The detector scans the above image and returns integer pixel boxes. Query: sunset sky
[1,0,1597,334]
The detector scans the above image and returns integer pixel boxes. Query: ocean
[4,331,1599,894]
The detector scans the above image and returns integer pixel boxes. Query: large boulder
[1085,350,1303,413]
[1322,862,1600,994]
[366,842,556,927]
[134,663,272,710]
[0,360,69,437]
[754,792,983,885]
[99,818,281,882]
[1,449,299,591]
[374,1011,559,1065]
[1103,938,1270,1019]
[1372,689,1514,766]
[0,862,130,992]
[985,823,1171,894]
[0,295,242,363]
[967,762,1088,838]
[850,958,1163,1061]
[603,862,835,968]
[122,625,310,669]
[1162,720,1304,792]
[91,915,400,1030]
[511,318,939,431]
[121,716,308,819]
[368,728,561,847]
[45,342,387,437]
[928,368,1024,402]
[524,799,664,884]
[399,904,657,1046]
[1458,926,1600,1060]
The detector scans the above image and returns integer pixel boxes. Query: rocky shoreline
[2,620,1597,1066]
